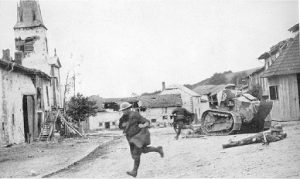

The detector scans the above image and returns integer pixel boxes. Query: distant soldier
[118,102,164,178]
[171,106,194,140]
[222,124,287,149]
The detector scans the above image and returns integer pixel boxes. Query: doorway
[23,95,34,143]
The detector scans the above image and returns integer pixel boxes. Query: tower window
[45,38,48,53]
[25,37,34,52]
[12,114,15,126]
[32,10,36,21]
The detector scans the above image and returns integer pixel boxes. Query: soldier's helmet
[119,102,132,111]
[271,124,283,132]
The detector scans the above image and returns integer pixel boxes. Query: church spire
[14,0,47,30]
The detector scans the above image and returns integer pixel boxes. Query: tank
[200,90,273,135]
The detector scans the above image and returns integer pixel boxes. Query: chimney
[162,81,166,91]
[2,49,11,61]
[14,51,24,65]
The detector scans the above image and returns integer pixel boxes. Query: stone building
[138,94,183,127]
[0,0,62,145]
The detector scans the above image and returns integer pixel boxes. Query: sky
[0,0,299,98]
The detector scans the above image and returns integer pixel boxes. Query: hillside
[185,67,263,90]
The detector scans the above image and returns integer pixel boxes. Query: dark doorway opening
[105,122,110,129]
[23,95,34,143]
[37,112,42,136]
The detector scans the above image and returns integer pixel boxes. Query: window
[99,122,103,127]
[46,86,50,106]
[12,114,15,126]
[45,37,48,53]
[151,119,157,123]
[269,86,278,100]
[20,13,23,22]
[32,10,36,21]
[112,122,116,125]
[37,87,42,109]
[24,37,34,52]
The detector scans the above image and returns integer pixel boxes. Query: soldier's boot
[142,146,164,158]
[126,159,140,177]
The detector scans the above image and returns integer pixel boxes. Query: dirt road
[51,123,300,178]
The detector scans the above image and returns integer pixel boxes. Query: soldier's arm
[172,109,177,115]
[119,114,129,131]
[138,115,150,128]
[185,109,194,116]
[119,115,125,129]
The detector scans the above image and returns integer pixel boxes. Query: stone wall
[0,69,36,145]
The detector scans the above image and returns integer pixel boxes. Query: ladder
[38,110,83,141]
[38,111,58,142]
[39,121,52,141]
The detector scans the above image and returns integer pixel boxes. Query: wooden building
[261,28,299,121]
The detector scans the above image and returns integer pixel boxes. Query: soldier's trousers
[129,142,160,160]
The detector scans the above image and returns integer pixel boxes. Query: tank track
[201,110,237,136]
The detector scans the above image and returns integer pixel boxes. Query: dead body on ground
[222,124,287,149]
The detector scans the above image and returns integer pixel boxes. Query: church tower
[14,0,63,108]
[14,0,50,74]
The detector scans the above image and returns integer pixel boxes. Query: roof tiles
[262,34,300,78]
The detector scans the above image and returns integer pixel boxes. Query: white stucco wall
[88,111,122,130]
[140,107,177,127]
[14,27,51,75]
[0,70,36,145]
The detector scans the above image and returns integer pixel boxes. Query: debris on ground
[5,144,13,148]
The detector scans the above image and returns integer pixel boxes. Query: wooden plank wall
[268,74,300,121]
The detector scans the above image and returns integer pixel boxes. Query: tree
[66,93,98,130]
[230,72,248,85]
[208,72,227,85]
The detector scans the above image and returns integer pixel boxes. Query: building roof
[103,97,139,104]
[245,66,265,78]
[164,84,201,97]
[14,0,47,29]
[288,23,299,33]
[262,34,300,78]
[257,39,291,60]
[0,59,51,80]
[139,94,182,108]
[193,84,228,96]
